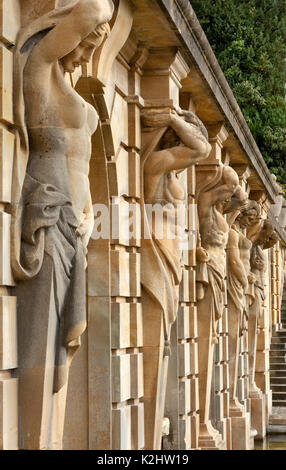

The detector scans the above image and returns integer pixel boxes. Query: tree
[190,0,286,185]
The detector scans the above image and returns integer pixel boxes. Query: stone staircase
[270,293,286,407]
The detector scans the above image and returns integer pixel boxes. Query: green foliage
[190,0,286,184]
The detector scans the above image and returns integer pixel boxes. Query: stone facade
[0,0,285,450]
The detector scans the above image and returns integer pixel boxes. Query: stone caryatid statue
[248,220,277,398]
[226,199,261,415]
[140,108,211,449]
[11,0,114,450]
[195,164,241,447]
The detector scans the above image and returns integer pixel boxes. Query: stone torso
[23,55,98,222]
[144,167,186,206]
[200,205,229,275]
[238,230,252,278]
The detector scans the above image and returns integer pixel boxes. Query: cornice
[157,0,280,204]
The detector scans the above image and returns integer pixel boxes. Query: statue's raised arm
[32,0,114,64]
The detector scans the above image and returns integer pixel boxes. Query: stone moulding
[268,210,286,246]
[158,0,279,204]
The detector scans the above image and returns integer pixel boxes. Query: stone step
[271,337,286,345]
[269,363,286,370]
[271,384,286,393]
[272,328,286,333]
[272,332,286,339]
[270,343,286,350]
[270,356,286,364]
[272,400,286,407]
[270,376,286,383]
[270,370,286,377]
[273,392,286,401]
[270,350,286,357]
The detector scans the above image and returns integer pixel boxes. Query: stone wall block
[128,152,140,199]
[112,354,131,403]
[131,402,144,450]
[111,250,130,297]
[190,414,199,449]
[111,199,141,247]
[179,269,189,302]
[0,45,13,123]
[87,245,110,297]
[130,353,144,399]
[189,342,198,376]
[179,343,190,377]
[0,129,14,203]
[189,305,197,339]
[112,407,131,450]
[0,296,17,369]
[110,92,128,154]
[255,351,269,373]
[222,363,229,390]
[0,212,14,286]
[0,378,18,449]
[179,379,190,415]
[129,253,141,297]
[178,306,190,340]
[179,416,191,450]
[129,303,143,347]
[111,303,130,349]
[128,103,141,150]
[190,377,199,412]
[187,165,196,197]
[0,0,20,45]
[108,147,129,198]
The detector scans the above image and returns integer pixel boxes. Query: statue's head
[236,200,260,229]
[255,219,274,246]
[61,23,110,73]
[250,246,265,271]
[215,167,239,209]
[222,185,248,214]
[263,230,279,249]
[222,166,239,194]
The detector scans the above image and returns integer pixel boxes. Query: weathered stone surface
[0,212,13,286]
[0,0,21,45]
[0,378,18,450]
[0,297,17,370]
[0,130,14,204]
[0,45,13,123]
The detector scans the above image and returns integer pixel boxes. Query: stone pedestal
[250,394,266,439]
[231,412,251,450]
[198,422,226,450]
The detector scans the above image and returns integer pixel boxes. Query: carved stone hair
[87,22,110,42]
[237,199,261,219]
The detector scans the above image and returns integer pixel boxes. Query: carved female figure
[248,220,276,397]
[195,165,240,447]
[11,0,113,449]
[141,108,211,449]
[226,200,260,414]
